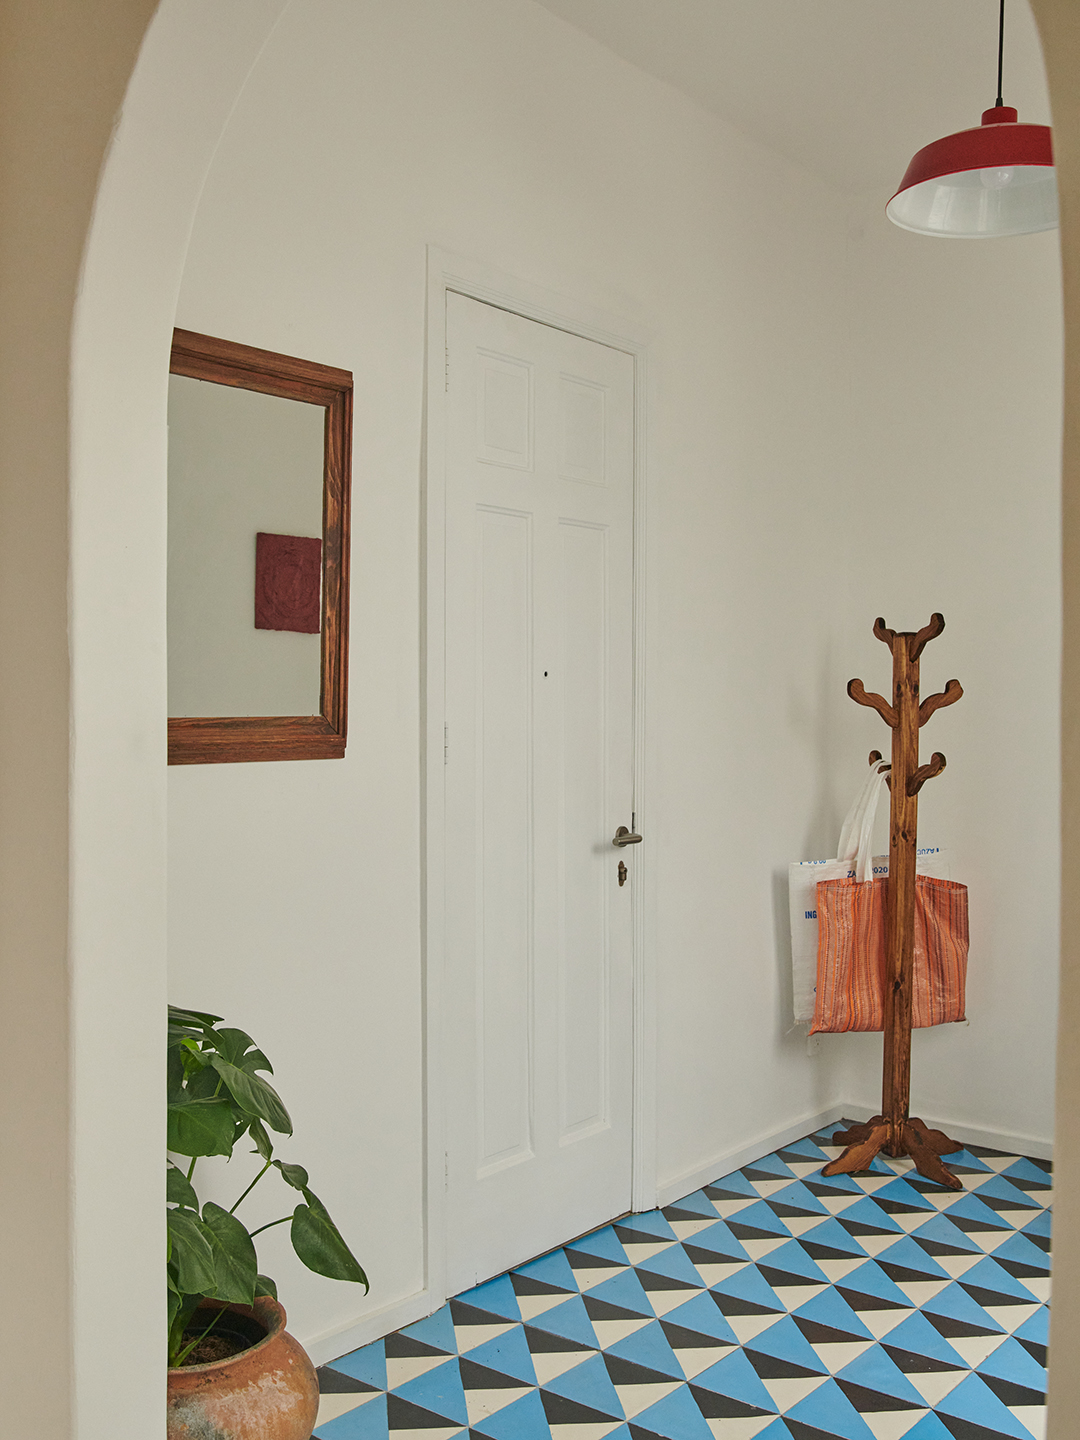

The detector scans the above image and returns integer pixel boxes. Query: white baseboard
[302,1287,435,1367]
[655,1105,850,1210]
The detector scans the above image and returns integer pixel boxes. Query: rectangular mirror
[167,329,352,763]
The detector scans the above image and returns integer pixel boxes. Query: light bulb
[980,165,1015,190]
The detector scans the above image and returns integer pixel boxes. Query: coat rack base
[822,1115,964,1190]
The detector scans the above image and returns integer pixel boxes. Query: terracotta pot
[167,1297,319,1440]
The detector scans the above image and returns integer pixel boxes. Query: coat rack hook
[909,613,946,662]
[907,752,947,796]
[873,617,897,648]
[919,678,963,726]
[848,678,899,728]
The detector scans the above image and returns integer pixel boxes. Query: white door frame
[422,246,656,1309]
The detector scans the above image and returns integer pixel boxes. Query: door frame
[422,247,656,1308]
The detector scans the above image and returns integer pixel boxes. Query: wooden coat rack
[823,613,966,1190]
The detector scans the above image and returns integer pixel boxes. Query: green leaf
[211,1028,258,1067]
[167,1208,217,1295]
[255,1273,278,1299]
[201,1202,257,1306]
[248,1118,274,1162]
[291,1203,369,1289]
[167,1045,185,1103]
[167,1098,237,1158]
[208,1055,292,1136]
[167,1285,181,1335]
[167,1162,199,1210]
[169,1006,224,1028]
[273,1159,310,1191]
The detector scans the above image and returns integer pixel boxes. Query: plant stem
[186,1156,197,1182]
[230,1158,273,1215]
[172,1306,226,1369]
[248,1215,292,1239]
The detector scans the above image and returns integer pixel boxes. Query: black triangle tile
[449,1299,512,1329]
[758,1266,826,1292]
[729,1221,790,1241]
[743,1164,790,1182]
[972,1191,1040,1213]
[1023,1229,1052,1254]
[804,1179,860,1198]
[800,1238,866,1262]
[710,1291,782,1318]
[459,1358,530,1391]
[629,1426,671,1440]
[684,1240,747,1266]
[1019,1336,1048,1368]
[882,1345,966,1375]
[511,1272,574,1300]
[934,1415,1027,1440]
[523,1324,595,1354]
[317,1366,380,1394]
[704,1184,757,1202]
[584,1295,652,1323]
[387,1395,461,1430]
[661,1319,736,1350]
[615,1223,671,1247]
[385,1332,453,1360]
[539,1389,622,1426]
[977,1373,1045,1408]
[873,1197,933,1217]
[634,1268,699,1292]
[839,1217,900,1238]
[603,1353,681,1387]
[946,1213,1011,1235]
[786,1420,852,1440]
[744,1350,824,1381]
[913,1235,981,1259]
[836,1379,923,1412]
[662,1204,710,1223]
[768,1200,825,1219]
[878,1260,950,1285]
[795,1317,871,1347]
[996,1255,1050,1280]
[566,1247,623,1271]
[837,1287,909,1313]
[1003,1173,1052,1194]
[689,1384,774,1420]
[959,1284,1033,1309]
[923,1311,1001,1340]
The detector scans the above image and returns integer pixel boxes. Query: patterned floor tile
[315,1124,1051,1440]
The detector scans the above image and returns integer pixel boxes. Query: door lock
[618,861,628,886]
[612,825,643,848]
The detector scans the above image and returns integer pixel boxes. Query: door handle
[613,826,642,848]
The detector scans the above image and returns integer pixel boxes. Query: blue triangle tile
[765,1181,830,1215]
[991,1231,1052,1274]
[400,1306,459,1354]
[1022,1209,1053,1242]
[683,1219,752,1261]
[909,1213,983,1254]
[667,1189,723,1218]
[869,1178,937,1213]
[692,1347,779,1412]
[324,1339,387,1391]
[660,1291,740,1345]
[880,1310,970,1368]
[705,1171,760,1199]
[935,1371,1036,1437]
[600,1430,633,1440]
[969,1173,1042,1206]
[923,1282,1006,1333]
[1014,1305,1050,1347]
[999,1157,1053,1190]
[525,1292,600,1348]
[835,1343,930,1406]
[470,1386,551,1440]
[790,1287,875,1340]
[798,1217,871,1257]
[873,1236,951,1279]
[513,1248,578,1292]
[635,1244,707,1288]
[958,1256,1041,1302]
[752,1424,796,1440]
[782,1377,876,1437]
[461,1326,538,1387]
[391,1357,467,1425]
[975,1335,1047,1391]
[604,1319,683,1377]
[463,1275,522,1323]
[744,1315,828,1373]
[567,1224,631,1267]
[838,1261,915,1306]
[710,1264,785,1312]
[755,1239,829,1284]
[778,1137,832,1162]
[742,1156,797,1182]
[900,1415,959,1439]
[726,1200,793,1237]
[942,1148,993,1175]
[940,1193,1013,1232]
[631,1381,717,1438]
[543,1350,625,1416]
[586,1267,657,1317]
[618,1210,679,1242]
[836,1198,904,1234]
[314,1392,388,1440]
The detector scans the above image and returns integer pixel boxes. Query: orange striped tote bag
[809,873,968,1033]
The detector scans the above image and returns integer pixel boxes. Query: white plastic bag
[788,759,950,1023]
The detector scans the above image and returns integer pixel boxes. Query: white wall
[163,0,1063,1353]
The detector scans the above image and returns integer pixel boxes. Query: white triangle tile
[817,1259,869,1283]
[895,1280,952,1307]
[614,1381,683,1418]
[390,1428,463,1440]
[986,1303,1043,1333]
[979,1154,1021,1172]
[621,1240,677,1263]
[855,1177,897,1194]
[906,1369,967,1407]
[695,1262,752,1287]
[752,1179,799,1198]
[705,1417,776,1440]
[647,1286,707,1317]
[761,1374,830,1412]
[1022,1276,1051,1303]
[858,1234,905,1257]
[811,1339,878,1372]
[862,1412,931,1440]
[818,1145,845,1160]
[974,1231,1016,1255]
[712,1200,760,1220]
[935,1253,983,1278]
[575,1266,630,1293]
[787,1162,827,1178]
[783,1215,830,1237]
[454,1322,517,1351]
[1010,1404,1048,1439]
[822,1195,864,1215]
[517,1292,575,1320]
[995,1211,1045,1231]
[531,1349,596,1385]
[892,1212,938,1234]
[672,1344,735,1379]
[727,1312,787,1344]
[948,1334,1010,1367]
[740,1238,791,1260]
[386,1354,454,1388]
[780,1284,829,1312]
[591,1317,652,1348]
[670,1218,721,1241]
[858,1308,914,1340]
[465,1387,531,1424]
[315,1391,380,1426]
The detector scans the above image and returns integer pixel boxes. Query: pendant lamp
[886,0,1056,238]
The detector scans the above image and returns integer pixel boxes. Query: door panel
[443,293,636,1294]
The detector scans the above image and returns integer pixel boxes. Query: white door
[441,293,638,1295]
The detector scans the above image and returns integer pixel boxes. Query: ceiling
[532,0,1052,194]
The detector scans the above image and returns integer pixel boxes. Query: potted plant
[167,1005,368,1440]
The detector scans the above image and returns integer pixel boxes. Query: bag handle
[837,757,890,883]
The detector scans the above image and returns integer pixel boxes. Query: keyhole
[618,861,628,887]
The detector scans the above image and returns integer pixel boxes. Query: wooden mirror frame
[167,329,352,764]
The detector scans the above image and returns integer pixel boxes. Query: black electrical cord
[995,0,1006,107]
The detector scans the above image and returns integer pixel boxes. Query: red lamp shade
[887,106,1057,238]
